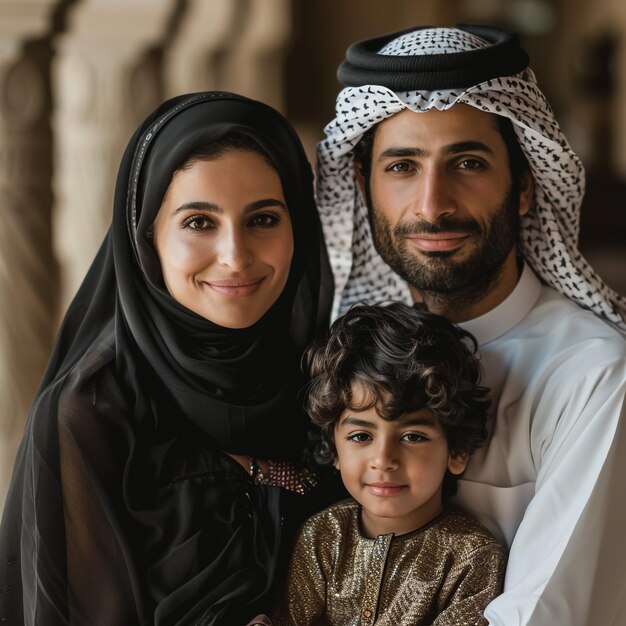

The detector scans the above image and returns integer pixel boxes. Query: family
[1,23,625,626]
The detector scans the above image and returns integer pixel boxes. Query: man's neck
[410,251,522,323]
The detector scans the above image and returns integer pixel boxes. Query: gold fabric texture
[272,499,506,626]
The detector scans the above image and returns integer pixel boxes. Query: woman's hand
[226,453,269,481]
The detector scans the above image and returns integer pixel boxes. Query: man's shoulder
[512,283,626,360]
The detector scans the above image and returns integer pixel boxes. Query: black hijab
[0,92,333,625]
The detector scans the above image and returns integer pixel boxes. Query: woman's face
[153,149,294,328]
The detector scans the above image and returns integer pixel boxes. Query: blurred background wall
[1,0,625,509]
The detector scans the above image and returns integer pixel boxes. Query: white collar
[458,263,542,345]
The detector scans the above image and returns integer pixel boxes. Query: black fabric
[0,91,333,625]
[337,23,530,89]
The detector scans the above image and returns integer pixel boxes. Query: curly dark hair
[304,302,491,475]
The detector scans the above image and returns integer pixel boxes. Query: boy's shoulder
[299,498,359,539]
[434,508,506,556]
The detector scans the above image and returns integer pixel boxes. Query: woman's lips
[206,277,264,297]
[406,233,469,252]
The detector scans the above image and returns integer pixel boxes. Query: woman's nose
[216,228,252,271]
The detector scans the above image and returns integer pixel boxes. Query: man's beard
[367,184,521,302]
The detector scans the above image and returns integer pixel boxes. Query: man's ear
[518,169,534,216]
[354,161,367,201]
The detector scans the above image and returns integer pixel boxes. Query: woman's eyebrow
[174,199,287,214]
[243,199,288,213]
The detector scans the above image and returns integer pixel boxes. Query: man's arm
[485,357,626,625]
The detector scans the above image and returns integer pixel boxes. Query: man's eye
[387,161,413,173]
[458,158,484,171]
[183,216,213,231]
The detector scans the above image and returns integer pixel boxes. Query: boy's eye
[403,433,427,443]
[347,432,371,443]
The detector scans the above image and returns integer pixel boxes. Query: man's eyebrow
[377,141,494,161]
[174,199,287,214]
[442,141,494,156]
[377,147,427,161]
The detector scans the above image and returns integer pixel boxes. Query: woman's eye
[249,213,280,228]
[183,215,213,231]
[387,161,414,173]
[347,432,371,444]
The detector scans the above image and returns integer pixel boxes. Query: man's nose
[411,167,457,222]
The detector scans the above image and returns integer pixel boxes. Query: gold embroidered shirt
[272,499,506,626]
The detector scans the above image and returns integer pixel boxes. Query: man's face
[358,105,532,295]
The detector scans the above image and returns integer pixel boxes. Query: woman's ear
[447,452,469,476]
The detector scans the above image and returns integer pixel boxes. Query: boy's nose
[370,440,399,471]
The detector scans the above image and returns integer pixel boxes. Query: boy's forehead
[344,382,435,423]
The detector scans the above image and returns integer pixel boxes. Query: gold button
[362,609,372,618]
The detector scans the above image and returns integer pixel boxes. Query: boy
[271,302,506,626]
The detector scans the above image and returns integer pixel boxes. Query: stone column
[608,0,626,177]
[221,0,292,113]
[52,0,173,309]
[164,0,241,97]
[0,0,58,509]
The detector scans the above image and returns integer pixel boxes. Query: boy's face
[334,384,468,538]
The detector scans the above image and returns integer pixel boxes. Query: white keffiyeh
[316,27,626,332]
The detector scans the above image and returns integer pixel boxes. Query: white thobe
[451,263,626,625]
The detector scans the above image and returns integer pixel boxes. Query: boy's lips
[366,482,407,496]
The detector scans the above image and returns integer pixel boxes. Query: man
[315,24,626,626]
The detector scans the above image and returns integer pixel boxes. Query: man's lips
[405,233,469,252]
[205,277,265,297]
[366,483,407,496]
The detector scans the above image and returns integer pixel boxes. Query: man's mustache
[394,218,482,237]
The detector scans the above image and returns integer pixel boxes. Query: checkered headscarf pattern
[316,27,626,332]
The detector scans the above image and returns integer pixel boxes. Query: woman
[0,92,333,625]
